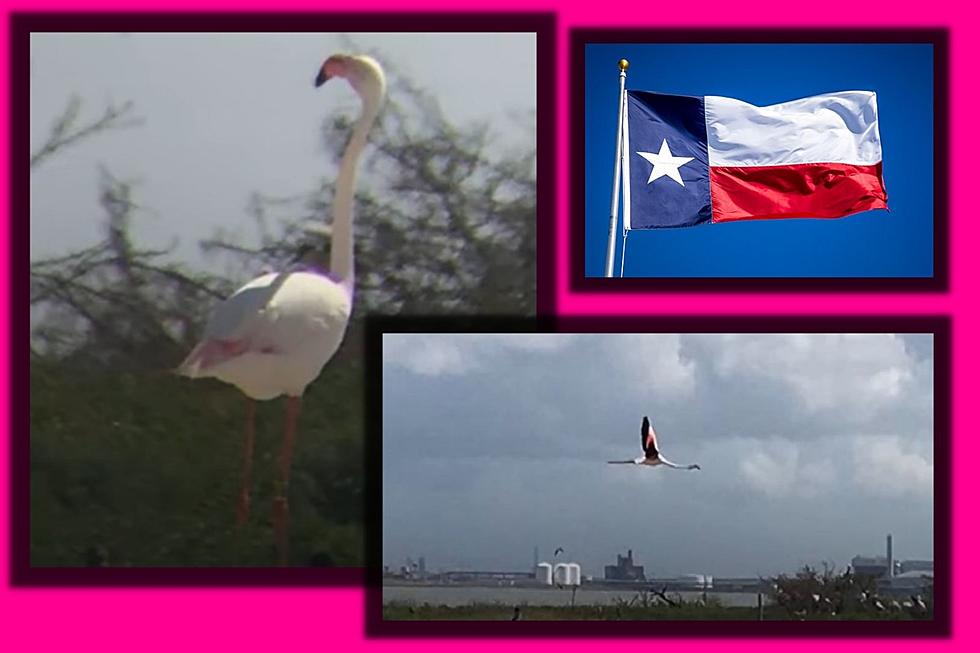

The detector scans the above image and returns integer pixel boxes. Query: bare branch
[30,96,141,169]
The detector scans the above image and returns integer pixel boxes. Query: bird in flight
[608,416,701,470]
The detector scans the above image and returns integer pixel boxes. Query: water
[383,584,767,607]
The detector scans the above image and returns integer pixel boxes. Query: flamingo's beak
[315,55,349,88]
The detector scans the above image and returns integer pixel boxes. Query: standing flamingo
[177,53,386,565]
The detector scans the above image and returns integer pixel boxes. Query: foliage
[611,586,722,610]
[767,563,932,620]
[30,169,232,366]
[29,55,534,566]
[31,95,140,169]
[30,354,364,566]
[383,571,935,621]
[381,598,924,621]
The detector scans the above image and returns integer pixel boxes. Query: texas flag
[622,90,888,229]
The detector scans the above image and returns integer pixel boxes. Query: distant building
[438,570,534,582]
[852,534,932,579]
[675,574,713,589]
[604,549,645,581]
[900,559,934,574]
[851,555,892,578]
[398,556,427,580]
[852,534,899,578]
[880,570,933,594]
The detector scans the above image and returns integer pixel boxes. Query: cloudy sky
[30,32,535,268]
[383,333,934,578]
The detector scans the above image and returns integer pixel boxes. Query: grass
[382,601,928,621]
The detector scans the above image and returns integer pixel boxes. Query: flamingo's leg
[273,395,301,566]
[236,398,257,528]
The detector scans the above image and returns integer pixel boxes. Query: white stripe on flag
[704,91,882,167]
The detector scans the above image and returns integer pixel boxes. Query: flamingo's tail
[176,339,248,378]
[175,342,208,377]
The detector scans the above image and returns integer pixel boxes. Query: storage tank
[554,563,569,586]
[554,563,582,587]
[535,562,553,585]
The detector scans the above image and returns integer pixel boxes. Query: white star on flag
[637,139,694,187]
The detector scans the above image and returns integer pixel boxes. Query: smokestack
[886,534,893,578]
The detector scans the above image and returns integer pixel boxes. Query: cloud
[383,334,472,376]
[383,333,935,574]
[736,438,838,499]
[383,333,579,376]
[607,334,696,399]
[692,333,919,418]
[852,436,933,498]
[480,334,580,351]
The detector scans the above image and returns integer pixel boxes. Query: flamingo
[608,416,701,470]
[177,53,386,565]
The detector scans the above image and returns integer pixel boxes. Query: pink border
[5,1,975,650]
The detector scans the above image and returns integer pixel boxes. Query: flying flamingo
[608,416,701,470]
[177,53,386,565]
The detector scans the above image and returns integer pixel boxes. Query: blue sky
[584,43,934,278]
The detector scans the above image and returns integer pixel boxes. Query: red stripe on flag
[709,162,887,222]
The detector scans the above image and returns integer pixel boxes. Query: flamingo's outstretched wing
[641,416,659,457]
[658,456,701,470]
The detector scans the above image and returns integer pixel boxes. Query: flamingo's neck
[329,93,382,291]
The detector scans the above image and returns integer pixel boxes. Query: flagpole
[619,230,628,277]
[603,58,629,278]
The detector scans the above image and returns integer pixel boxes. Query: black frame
[570,28,949,292]
[366,315,950,637]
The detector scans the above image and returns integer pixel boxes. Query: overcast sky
[382,333,934,578]
[29,32,535,268]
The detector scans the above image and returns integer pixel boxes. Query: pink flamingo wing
[641,416,660,456]
[178,338,249,374]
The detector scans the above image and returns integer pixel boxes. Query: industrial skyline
[386,532,933,582]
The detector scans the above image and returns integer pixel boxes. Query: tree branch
[31,96,141,169]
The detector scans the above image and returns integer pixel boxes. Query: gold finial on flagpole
[618,59,629,71]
